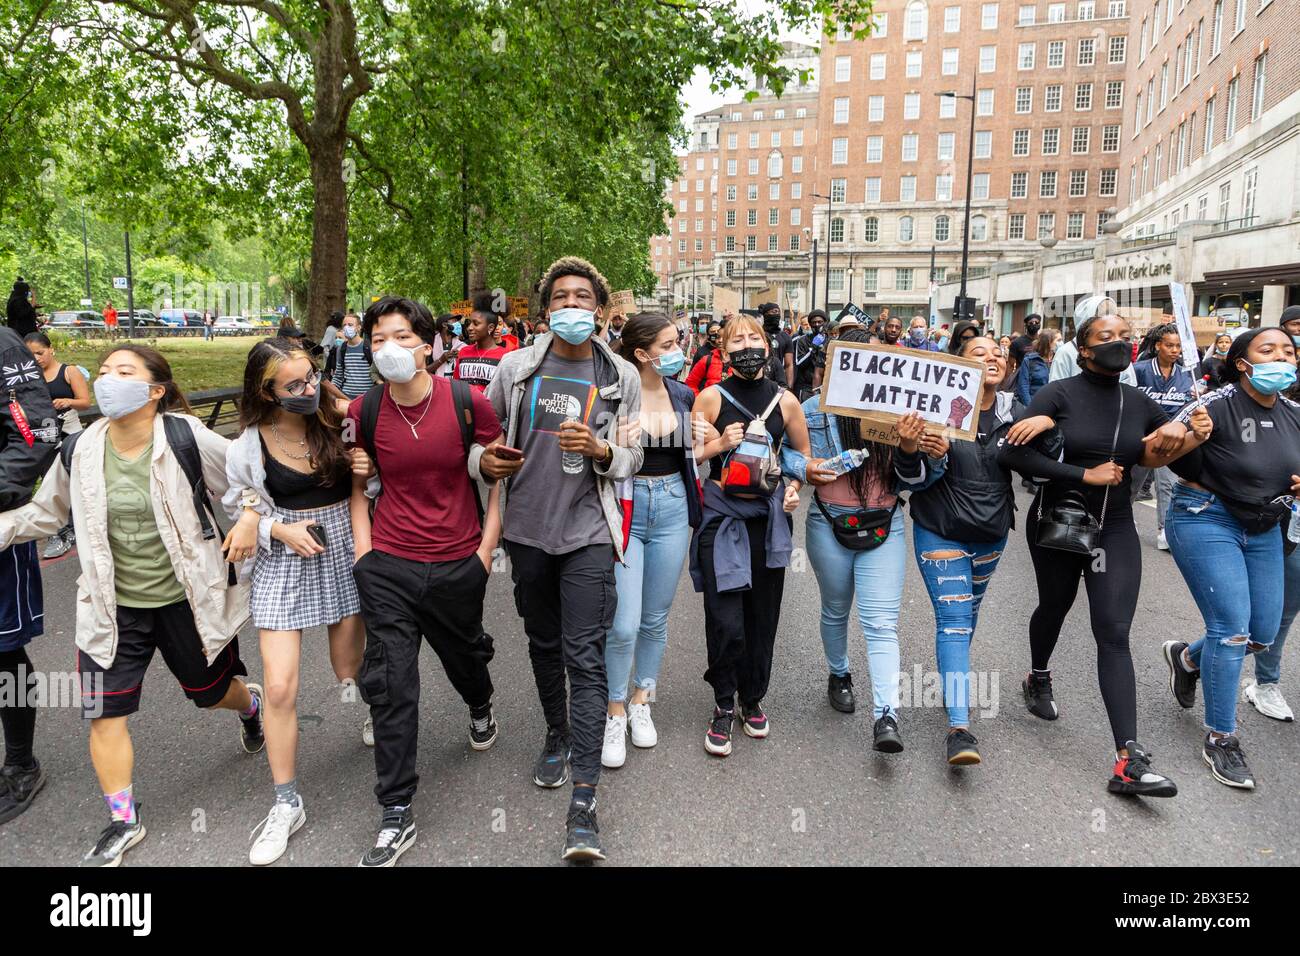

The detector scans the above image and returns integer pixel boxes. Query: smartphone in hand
[307,523,328,549]
[493,445,524,461]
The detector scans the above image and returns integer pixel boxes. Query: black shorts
[77,600,248,719]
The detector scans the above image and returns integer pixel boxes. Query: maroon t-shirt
[348,377,501,562]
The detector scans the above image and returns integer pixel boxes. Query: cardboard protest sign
[509,296,529,318]
[840,303,872,326]
[712,285,739,319]
[819,341,985,443]
[449,298,472,317]
[608,290,636,316]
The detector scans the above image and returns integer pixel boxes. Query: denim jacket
[781,397,948,495]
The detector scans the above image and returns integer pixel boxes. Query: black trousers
[506,541,616,787]
[1026,504,1140,749]
[354,549,495,807]
[0,648,36,767]
[697,516,786,710]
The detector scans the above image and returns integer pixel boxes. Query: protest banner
[712,285,739,319]
[840,303,872,326]
[449,298,472,317]
[509,296,529,319]
[819,341,985,444]
[1168,283,1200,372]
[608,290,636,316]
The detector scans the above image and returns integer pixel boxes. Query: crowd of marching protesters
[0,263,1297,867]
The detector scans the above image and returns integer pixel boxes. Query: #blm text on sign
[819,341,986,445]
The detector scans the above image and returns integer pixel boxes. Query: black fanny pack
[1035,388,1122,556]
[816,495,896,551]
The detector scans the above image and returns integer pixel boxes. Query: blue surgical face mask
[1244,360,1298,395]
[651,348,685,377]
[1291,334,1300,349]
[451,321,462,338]
[341,324,357,340]
[549,307,595,345]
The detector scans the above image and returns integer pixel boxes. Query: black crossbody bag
[1035,388,1123,555]
[815,494,897,551]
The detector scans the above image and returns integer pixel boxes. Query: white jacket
[0,414,250,669]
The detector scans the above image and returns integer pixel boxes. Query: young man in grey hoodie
[486,256,643,863]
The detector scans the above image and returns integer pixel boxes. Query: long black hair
[835,327,895,503]
[1137,322,1178,362]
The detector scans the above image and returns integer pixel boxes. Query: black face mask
[763,315,781,333]
[727,347,768,379]
[1026,323,1041,335]
[1086,339,1132,374]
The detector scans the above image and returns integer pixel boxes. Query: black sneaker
[945,728,981,766]
[0,760,46,825]
[1108,740,1178,797]
[872,710,904,753]
[359,805,416,867]
[739,701,769,738]
[469,704,499,751]
[827,673,856,713]
[82,811,147,867]
[1161,641,1199,709]
[240,682,265,754]
[1022,672,1059,720]
[704,706,734,757]
[533,726,571,788]
[562,791,606,862]
[1202,734,1256,790]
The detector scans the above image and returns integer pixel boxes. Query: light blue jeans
[912,524,1008,728]
[806,505,906,720]
[1255,543,1300,685]
[606,474,690,703]
[1167,485,1284,735]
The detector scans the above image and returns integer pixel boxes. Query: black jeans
[506,541,616,787]
[0,648,36,767]
[697,516,786,710]
[1026,503,1140,749]
[354,549,495,807]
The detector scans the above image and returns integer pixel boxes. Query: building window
[1106,81,1123,109]
[1146,77,1155,122]
[831,178,847,202]
[938,132,955,160]
[790,208,801,226]
[873,12,888,35]
[979,46,997,72]
[1009,213,1026,239]
[1078,0,1095,18]
[905,1,928,39]
[902,134,919,161]
[834,97,850,124]
[726,185,737,201]
[939,95,957,119]
[1045,85,1062,112]
[1019,43,1035,70]
[1196,193,1208,219]
[747,209,758,226]
[869,96,885,122]
[1233,0,1246,33]
[748,158,759,175]
[768,234,778,252]
[982,4,999,29]
[864,217,880,242]
[1076,84,1093,111]
[1100,168,1117,196]
[774,109,785,119]
[1013,129,1030,156]
[862,267,878,292]
[1243,166,1257,219]
[1252,54,1267,122]
[828,267,844,293]
[1110,36,1126,64]
[769,183,781,200]
[870,53,886,80]
[1047,41,1065,69]
[945,6,962,31]
[1182,35,1194,89]
[1211,1,1223,55]
[1108,1,1125,15]
[1225,76,1239,136]
[753,110,764,121]
[793,130,804,146]
[975,130,992,158]
[725,210,736,227]
[1218,181,1231,219]
[904,93,921,120]
[791,182,802,199]
[897,268,915,291]
[726,160,737,176]
[725,236,735,252]
[1040,170,1058,197]
[747,184,758,201]
[727,133,737,150]
[1141,155,1148,192]
[973,173,990,199]
[969,216,988,241]
[1018,5,1036,25]
[867,136,884,162]
[1067,212,1085,239]
[1016,87,1033,113]
[1038,212,1056,239]
[906,51,923,77]
[935,215,951,241]
[943,48,959,75]
[1204,96,1216,152]
[977,89,994,115]
[1078,38,1095,67]
[901,176,918,202]
[835,56,851,82]
[1102,124,1120,152]
[768,208,780,226]
[865,177,881,202]
[899,216,915,241]
[1042,127,1060,155]
[1070,169,1088,196]
[767,151,783,177]
[748,132,759,149]
[830,217,845,243]
[792,156,803,173]
[1159,63,1168,111]
[832,138,848,165]
[790,234,800,251]
[1049,2,1066,21]
[1011,172,1028,197]
[1072,126,1090,153]
[936,174,953,201]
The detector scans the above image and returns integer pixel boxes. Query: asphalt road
[2,488,1296,867]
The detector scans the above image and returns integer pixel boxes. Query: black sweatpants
[1026,503,1141,749]
[506,541,616,788]
[354,549,495,808]
[697,516,786,710]
[0,648,36,768]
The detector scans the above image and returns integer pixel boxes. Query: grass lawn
[52,335,262,392]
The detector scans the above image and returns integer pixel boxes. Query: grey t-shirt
[504,351,612,554]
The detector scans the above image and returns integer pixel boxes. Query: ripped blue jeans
[912,524,1008,728]
[1166,484,1283,735]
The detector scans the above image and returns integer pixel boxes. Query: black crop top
[261,435,350,510]
[708,376,786,481]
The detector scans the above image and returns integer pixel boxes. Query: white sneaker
[601,714,627,768]
[362,717,374,747]
[1156,530,1169,551]
[249,798,306,866]
[628,702,657,748]
[1244,682,1295,722]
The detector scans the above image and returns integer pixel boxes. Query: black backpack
[62,415,236,585]
[356,379,483,522]
[330,339,373,392]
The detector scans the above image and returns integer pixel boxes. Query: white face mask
[93,376,155,420]
[373,340,426,384]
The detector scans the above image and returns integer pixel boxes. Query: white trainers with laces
[628,702,657,748]
[1244,682,1295,722]
[249,798,306,866]
[601,714,627,768]
[362,716,374,747]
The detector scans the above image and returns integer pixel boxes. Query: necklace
[271,420,313,464]
[391,379,434,439]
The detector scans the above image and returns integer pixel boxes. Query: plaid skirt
[251,499,361,631]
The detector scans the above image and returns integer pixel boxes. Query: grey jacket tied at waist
[689,481,793,594]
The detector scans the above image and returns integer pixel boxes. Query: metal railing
[81,386,244,435]
[1121,230,1177,248]
[1208,215,1259,234]
[44,325,278,340]
[1052,247,1094,263]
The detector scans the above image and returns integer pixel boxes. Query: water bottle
[1288,500,1300,545]
[821,448,869,477]
[561,397,585,475]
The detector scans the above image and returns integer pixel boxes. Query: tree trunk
[305,133,349,338]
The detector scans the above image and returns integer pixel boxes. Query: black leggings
[1026,505,1141,750]
[0,647,37,768]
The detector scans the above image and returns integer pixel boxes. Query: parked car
[46,310,107,332]
[1209,294,1251,330]
[215,315,257,332]
[118,309,165,328]
[158,308,205,328]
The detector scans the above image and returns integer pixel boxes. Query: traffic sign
[112,277,128,289]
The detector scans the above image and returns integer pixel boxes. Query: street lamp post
[692,260,699,314]
[939,69,977,323]
[813,191,834,314]
[803,226,817,316]
[741,245,747,311]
